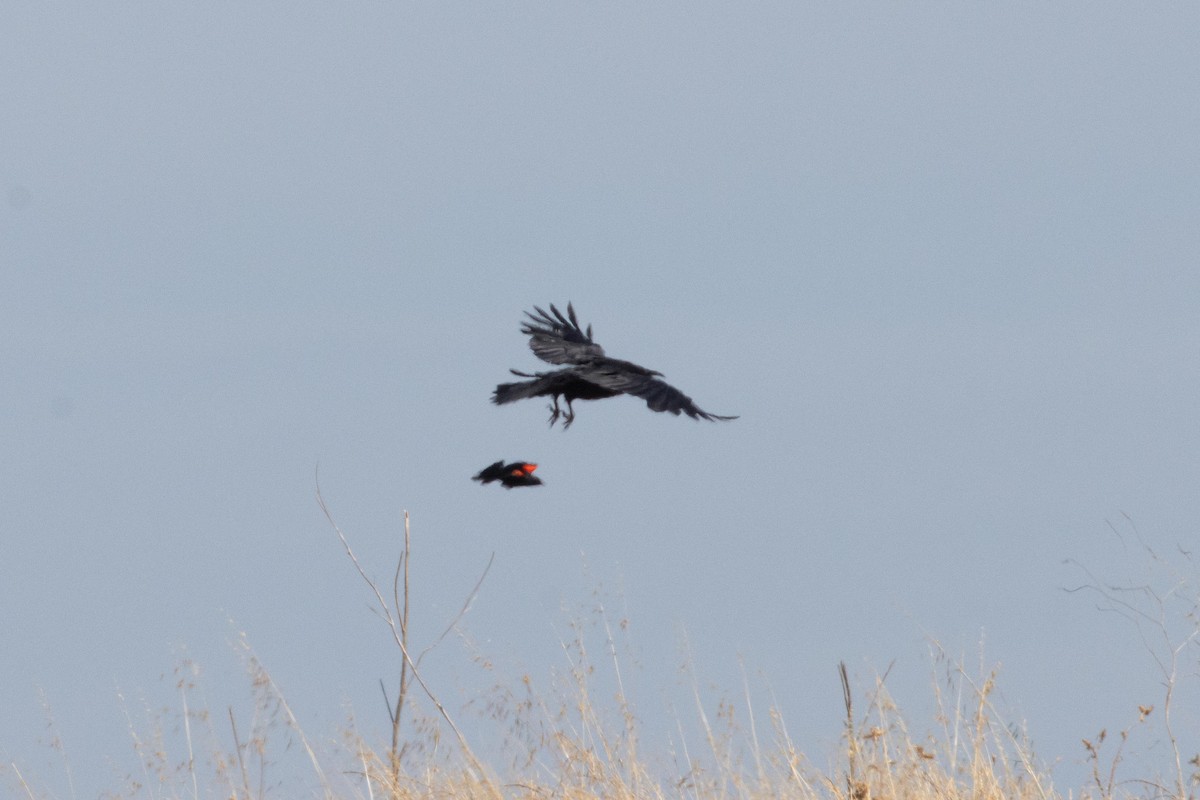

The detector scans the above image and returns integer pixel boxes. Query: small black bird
[492,303,738,428]
[472,460,543,489]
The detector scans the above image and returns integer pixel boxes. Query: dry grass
[5,508,1197,800]
[4,637,1061,800]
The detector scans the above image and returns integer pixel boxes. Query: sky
[2,3,1199,795]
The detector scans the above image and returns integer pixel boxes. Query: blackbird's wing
[521,303,605,365]
[472,461,506,482]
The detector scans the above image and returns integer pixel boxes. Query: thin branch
[840,662,860,797]
[228,707,252,800]
[392,511,411,793]
[315,477,398,634]
[379,681,395,727]
[417,551,496,667]
[314,473,502,799]
[180,679,199,800]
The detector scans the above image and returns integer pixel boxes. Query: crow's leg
[562,399,576,429]
[546,396,562,427]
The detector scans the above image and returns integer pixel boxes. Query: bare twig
[236,637,333,798]
[1065,516,1200,799]
[839,662,862,799]
[228,707,252,800]
[177,671,199,800]
[390,511,411,790]
[314,471,501,799]
[10,763,38,800]
[36,689,76,800]
[418,551,495,667]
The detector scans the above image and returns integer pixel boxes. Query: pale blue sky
[3,3,1199,795]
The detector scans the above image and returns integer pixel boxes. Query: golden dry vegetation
[6,507,1196,800]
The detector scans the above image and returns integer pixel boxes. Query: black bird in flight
[473,460,543,489]
[492,303,738,428]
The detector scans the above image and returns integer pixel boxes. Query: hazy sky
[3,3,1199,795]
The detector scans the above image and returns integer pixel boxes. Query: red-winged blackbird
[492,303,738,428]
[472,460,543,489]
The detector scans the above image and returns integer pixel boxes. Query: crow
[492,303,738,428]
[472,460,543,489]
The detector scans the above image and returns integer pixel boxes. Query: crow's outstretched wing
[579,362,738,422]
[506,301,739,423]
[521,303,605,365]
